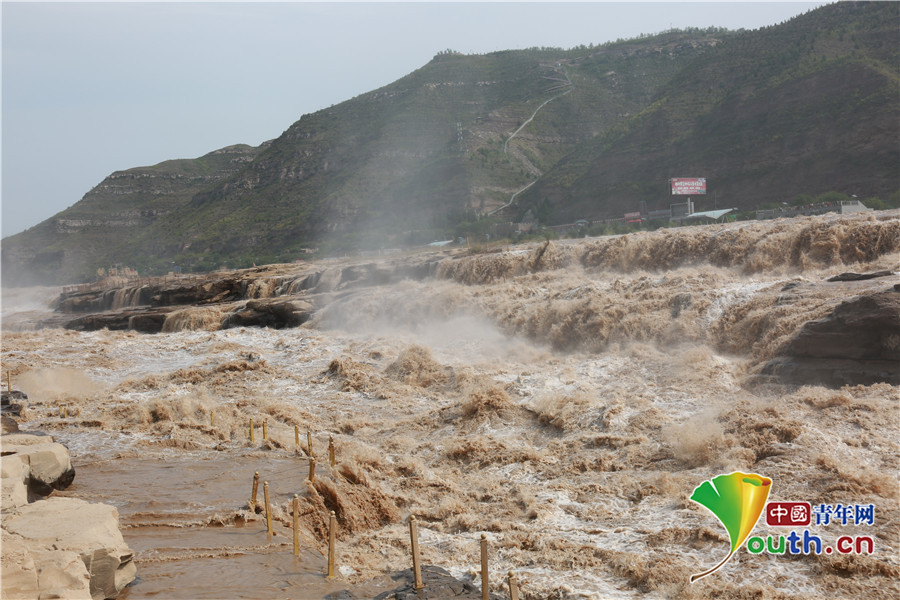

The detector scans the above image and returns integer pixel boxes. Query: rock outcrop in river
[760,285,900,387]
[44,212,900,389]
[1,426,136,599]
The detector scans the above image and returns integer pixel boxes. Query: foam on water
[3,213,899,599]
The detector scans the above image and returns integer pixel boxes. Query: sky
[1,1,827,238]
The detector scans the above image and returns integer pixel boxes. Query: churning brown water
[2,212,899,599]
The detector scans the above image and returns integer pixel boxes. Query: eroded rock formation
[760,287,900,387]
[2,432,76,500]
[1,430,136,599]
[3,498,137,600]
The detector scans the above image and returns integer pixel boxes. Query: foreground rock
[1,454,30,510]
[760,288,900,387]
[3,498,136,600]
[1,530,93,600]
[1,432,76,501]
[2,429,136,600]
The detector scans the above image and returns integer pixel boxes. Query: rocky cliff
[2,144,266,286]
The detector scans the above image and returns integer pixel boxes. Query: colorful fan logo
[689,471,772,582]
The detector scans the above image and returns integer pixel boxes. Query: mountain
[2,144,266,284]
[3,1,898,285]
[519,1,900,222]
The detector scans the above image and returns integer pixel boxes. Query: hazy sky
[2,1,826,238]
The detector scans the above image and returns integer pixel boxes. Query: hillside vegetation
[3,1,897,285]
[522,1,900,222]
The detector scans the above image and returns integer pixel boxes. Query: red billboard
[671,178,706,195]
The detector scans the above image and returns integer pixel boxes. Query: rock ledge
[1,428,136,600]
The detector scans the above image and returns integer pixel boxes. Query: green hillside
[2,1,898,285]
[2,144,265,283]
[520,1,900,222]
[158,34,722,268]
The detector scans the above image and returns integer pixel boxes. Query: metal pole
[308,457,316,484]
[307,430,314,457]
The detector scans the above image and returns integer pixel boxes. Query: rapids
[2,212,898,599]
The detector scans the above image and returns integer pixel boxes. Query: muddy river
[2,212,898,599]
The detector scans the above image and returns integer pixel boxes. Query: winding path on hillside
[489,65,572,217]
